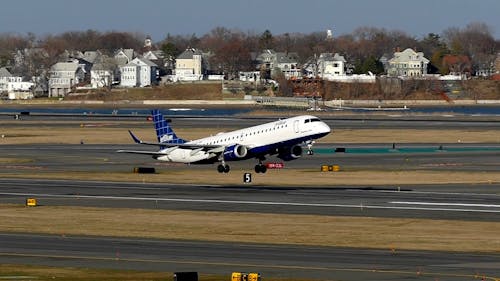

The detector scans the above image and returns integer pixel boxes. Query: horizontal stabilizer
[128,130,142,144]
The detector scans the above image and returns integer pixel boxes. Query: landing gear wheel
[255,164,267,173]
[261,165,267,173]
[217,164,225,173]
[306,140,315,155]
[217,164,230,173]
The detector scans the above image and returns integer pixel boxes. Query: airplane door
[294,120,299,133]
[239,132,245,142]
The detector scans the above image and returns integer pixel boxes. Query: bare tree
[442,22,497,75]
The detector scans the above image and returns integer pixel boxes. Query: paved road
[1,233,499,280]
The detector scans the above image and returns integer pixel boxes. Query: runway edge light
[231,272,261,281]
[26,198,37,207]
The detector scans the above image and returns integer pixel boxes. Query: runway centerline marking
[2,192,500,213]
[390,201,500,208]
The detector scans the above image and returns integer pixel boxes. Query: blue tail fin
[152,109,187,144]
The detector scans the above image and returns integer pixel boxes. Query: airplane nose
[321,122,331,134]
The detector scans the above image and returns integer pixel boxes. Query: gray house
[255,49,301,79]
[48,62,84,97]
[387,48,429,77]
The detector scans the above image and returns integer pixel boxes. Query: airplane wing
[127,130,220,150]
[116,150,167,156]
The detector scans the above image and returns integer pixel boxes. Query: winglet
[128,130,143,144]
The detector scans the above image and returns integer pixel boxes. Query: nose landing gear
[306,140,315,155]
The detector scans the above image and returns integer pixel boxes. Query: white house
[7,82,34,99]
[0,68,34,99]
[120,57,158,87]
[120,62,140,87]
[304,53,347,79]
[0,67,22,92]
[387,48,429,77]
[239,71,261,82]
[91,59,115,89]
[48,62,85,97]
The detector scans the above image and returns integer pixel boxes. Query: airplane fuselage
[155,115,330,163]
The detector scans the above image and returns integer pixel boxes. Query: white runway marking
[2,192,500,213]
[390,201,500,208]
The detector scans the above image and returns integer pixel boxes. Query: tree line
[0,22,498,78]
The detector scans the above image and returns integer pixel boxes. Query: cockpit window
[304,118,321,124]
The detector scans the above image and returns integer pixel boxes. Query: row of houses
[2,39,500,99]
[46,48,163,97]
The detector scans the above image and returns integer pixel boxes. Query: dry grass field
[1,204,499,253]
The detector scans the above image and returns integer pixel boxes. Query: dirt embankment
[39,79,500,102]
[67,83,223,101]
[321,79,500,100]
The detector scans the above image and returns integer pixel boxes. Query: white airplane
[118,109,331,173]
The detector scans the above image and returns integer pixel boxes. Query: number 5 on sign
[243,173,252,183]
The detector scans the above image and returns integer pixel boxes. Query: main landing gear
[254,163,267,173]
[254,157,267,173]
[216,157,268,174]
[217,162,230,173]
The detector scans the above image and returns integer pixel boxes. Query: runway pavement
[1,178,500,221]
[1,233,499,280]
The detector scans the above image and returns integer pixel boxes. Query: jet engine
[223,144,249,161]
[278,145,302,161]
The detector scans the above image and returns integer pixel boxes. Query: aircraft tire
[255,164,267,173]
[217,164,225,173]
[224,165,230,173]
[254,165,261,173]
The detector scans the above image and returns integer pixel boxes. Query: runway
[1,115,500,279]
[1,178,500,221]
[1,233,499,280]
